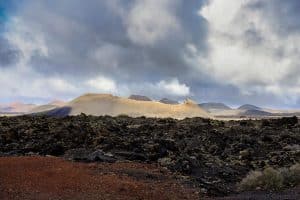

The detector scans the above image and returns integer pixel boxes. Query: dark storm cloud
[0,2,21,67]
[0,37,21,67]
[9,0,208,82]
[2,0,300,107]
[246,0,300,35]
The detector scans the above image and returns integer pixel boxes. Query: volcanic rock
[0,115,299,196]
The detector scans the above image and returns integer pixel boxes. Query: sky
[0,0,300,108]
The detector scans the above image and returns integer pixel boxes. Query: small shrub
[239,170,263,191]
[281,163,300,187]
[239,167,283,191]
[239,164,300,192]
[260,167,284,191]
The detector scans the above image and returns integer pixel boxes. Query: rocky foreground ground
[0,115,299,199]
[0,156,199,200]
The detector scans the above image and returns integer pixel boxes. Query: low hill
[48,100,66,107]
[128,95,152,101]
[29,105,59,114]
[238,104,262,110]
[47,93,211,119]
[0,102,36,113]
[159,98,178,105]
[199,102,231,110]
[29,100,66,114]
[242,109,273,117]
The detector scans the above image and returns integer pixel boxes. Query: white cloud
[5,17,49,65]
[0,0,202,103]
[156,78,190,96]
[127,0,180,45]
[0,17,79,100]
[0,66,77,99]
[85,76,117,93]
[90,44,121,70]
[4,0,300,106]
[190,0,300,104]
[44,78,77,93]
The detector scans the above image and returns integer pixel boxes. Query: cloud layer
[195,0,300,106]
[1,0,300,107]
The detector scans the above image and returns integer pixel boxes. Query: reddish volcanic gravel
[0,156,199,200]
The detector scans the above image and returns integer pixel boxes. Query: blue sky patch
[0,6,6,21]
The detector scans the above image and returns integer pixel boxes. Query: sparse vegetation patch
[239,164,300,191]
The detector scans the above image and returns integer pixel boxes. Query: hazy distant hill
[129,95,152,101]
[199,102,232,110]
[46,93,211,119]
[29,105,59,114]
[242,109,273,117]
[159,98,178,105]
[48,100,66,107]
[0,102,36,113]
[29,100,66,114]
[238,104,262,110]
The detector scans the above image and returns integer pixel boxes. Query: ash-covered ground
[0,115,299,197]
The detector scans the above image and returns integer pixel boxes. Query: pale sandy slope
[206,109,242,117]
[29,105,59,114]
[65,94,211,119]
[29,100,66,114]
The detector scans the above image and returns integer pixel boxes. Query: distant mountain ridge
[199,102,232,110]
[45,93,211,119]
[0,102,36,113]
[3,96,299,119]
[159,98,178,105]
[242,109,272,116]
[28,99,66,114]
[238,104,262,110]
[129,95,152,101]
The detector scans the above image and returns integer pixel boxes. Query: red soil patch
[0,156,199,200]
